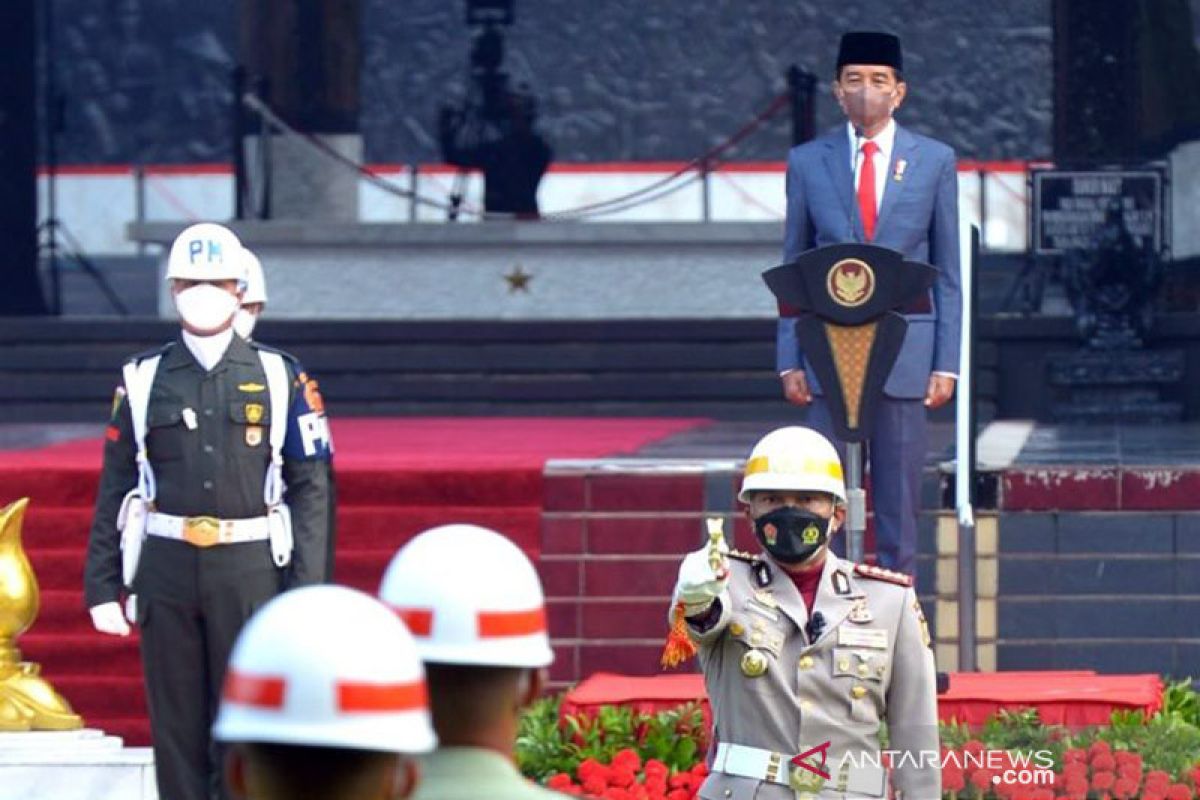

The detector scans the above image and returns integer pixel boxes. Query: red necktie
[857,140,880,241]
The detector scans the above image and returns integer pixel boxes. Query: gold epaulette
[853,563,913,587]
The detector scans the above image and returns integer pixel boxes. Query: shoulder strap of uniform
[121,351,165,502]
[257,349,290,507]
[249,341,300,368]
[853,563,913,588]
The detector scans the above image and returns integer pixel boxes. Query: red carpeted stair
[3,417,704,746]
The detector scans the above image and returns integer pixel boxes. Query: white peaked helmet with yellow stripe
[738,425,847,504]
[378,524,554,668]
[212,585,437,753]
[166,222,247,282]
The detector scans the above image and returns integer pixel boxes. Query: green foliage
[1087,705,1200,777]
[515,694,708,782]
[1161,677,1200,727]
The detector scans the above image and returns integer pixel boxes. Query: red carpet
[4,417,707,746]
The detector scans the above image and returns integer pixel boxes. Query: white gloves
[89,601,131,637]
[675,545,729,615]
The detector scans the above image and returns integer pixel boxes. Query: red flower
[1092,753,1117,772]
[643,777,667,796]
[1089,741,1112,757]
[1166,785,1195,800]
[971,769,996,791]
[583,777,609,796]
[602,788,632,800]
[1112,777,1139,799]
[1117,762,1142,782]
[689,762,708,778]
[668,773,695,791]
[1148,772,1175,792]
[1191,765,1200,788]
[1064,775,1089,800]
[610,768,637,789]
[578,758,610,785]
[1062,763,1088,782]
[612,748,642,774]
[1031,790,1054,800]
[943,762,966,793]
[548,773,576,790]
[643,759,669,781]
[1063,749,1087,766]
[666,791,690,800]
[1091,770,1116,792]
[1114,751,1142,770]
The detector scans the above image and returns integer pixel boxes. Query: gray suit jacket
[776,124,962,399]
[676,552,940,800]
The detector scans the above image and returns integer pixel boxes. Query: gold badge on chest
[245,403,264,424]
[740,649,769,678]
[245,425,263,447]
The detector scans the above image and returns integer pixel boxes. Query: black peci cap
[836,31,903,72]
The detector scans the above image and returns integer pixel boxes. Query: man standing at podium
[777,31,962,578]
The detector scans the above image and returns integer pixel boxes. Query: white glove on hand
[675,545,729,615]
[89,602,131,637]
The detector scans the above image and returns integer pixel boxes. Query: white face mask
[232,308,258,339]
[174,284,239,334]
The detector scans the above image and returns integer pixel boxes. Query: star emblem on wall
[504,265,533,293]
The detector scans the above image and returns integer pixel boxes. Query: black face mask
[753,506,832,565]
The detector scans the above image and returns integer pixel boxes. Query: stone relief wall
[47,0,1053,165]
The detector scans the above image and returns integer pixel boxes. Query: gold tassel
[660,601,698,668]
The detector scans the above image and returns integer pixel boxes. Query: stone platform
[129,220,784,320]
[0,730,155,800]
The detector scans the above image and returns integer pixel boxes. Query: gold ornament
[0,498,82,731]
[740,649,769,677]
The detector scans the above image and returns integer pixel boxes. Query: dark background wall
[47,0,1058,166]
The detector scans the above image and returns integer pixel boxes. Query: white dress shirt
[847,118,896,213]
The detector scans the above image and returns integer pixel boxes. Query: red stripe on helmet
[392,607,433,636]
[477,607,546,637]
[223,670,286,709]
[337,679,427,713]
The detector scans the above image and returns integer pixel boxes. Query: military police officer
[232,246,268,342]
[378,524,570,800]
[671,426,939,800]
[213,585,435,800]
[84,222,333,800]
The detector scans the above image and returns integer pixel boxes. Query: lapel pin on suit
[893,159,907,182]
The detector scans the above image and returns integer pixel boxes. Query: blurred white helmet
[213,585,437,753]
[166,223,246,282]
[379,524,554,668]
[738,426,846,503]
[240,247,268,306]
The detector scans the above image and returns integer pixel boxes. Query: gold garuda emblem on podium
[763,243,935,442]
[828,258,875,308]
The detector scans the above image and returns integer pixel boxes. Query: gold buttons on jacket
[740,649,769,677]
[857,662,870,678]
[837,657,850,672]
[851,685,868,699]
[798,655,814,670]
[729,622,745,636]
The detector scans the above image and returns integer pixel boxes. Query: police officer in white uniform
[671,426,939,800]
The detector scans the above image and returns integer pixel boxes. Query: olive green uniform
[84,335,331,800]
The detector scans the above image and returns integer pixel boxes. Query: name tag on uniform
[838,627,888,649]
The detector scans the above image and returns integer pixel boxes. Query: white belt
[713,743,887,798]
[146,512,270,548]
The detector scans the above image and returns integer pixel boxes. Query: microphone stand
[845,123,867,565]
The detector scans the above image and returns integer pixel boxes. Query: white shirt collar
[181,327,234,371]
[846,117,897,164]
